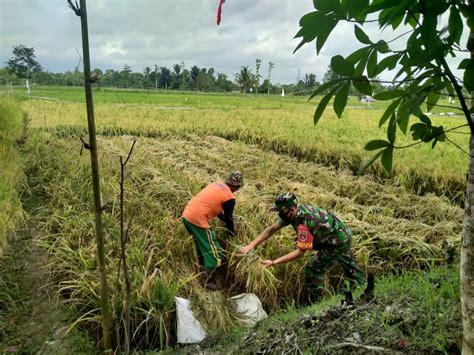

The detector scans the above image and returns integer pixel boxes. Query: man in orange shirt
[182,171,243,290]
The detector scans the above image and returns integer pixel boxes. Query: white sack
[175,297,206,344]
[229,293,267,326]
[175,293,267,344]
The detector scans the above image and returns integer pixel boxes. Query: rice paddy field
[0,86,466,350]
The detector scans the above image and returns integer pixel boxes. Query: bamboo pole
[68,0,112,350]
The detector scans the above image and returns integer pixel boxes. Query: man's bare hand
[239,245,253,255]
[260,259,274,268]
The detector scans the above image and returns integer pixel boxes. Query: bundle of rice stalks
[190,288,247,335]
[227,249,280,310]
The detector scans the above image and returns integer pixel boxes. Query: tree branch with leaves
[294,0,473,352]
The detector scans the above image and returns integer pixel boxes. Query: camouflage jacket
[278,204,352,251]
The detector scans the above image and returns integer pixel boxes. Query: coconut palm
[235,66,255,93]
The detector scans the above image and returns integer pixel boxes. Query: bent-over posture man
[182,171,243,290]
[240,192,366,304]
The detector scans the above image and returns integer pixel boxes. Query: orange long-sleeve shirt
[182,182,235,228]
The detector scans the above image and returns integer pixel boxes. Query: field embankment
[0,96,97,354]
[0,96,25,350]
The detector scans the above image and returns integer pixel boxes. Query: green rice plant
[129,269,186,349]
[20,95,468,202]
[0,96,25,256]
[21,129,462,350]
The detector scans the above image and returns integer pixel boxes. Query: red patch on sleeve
[297,224,313,251]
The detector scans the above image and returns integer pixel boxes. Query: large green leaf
[379,2,407,29]
[405,11,420,28]
[426,91,440,112]
[354,50,370,76]
[316,17,339,54]
[387,114,396,143]
[375,54,400,76]
[357,150,383,175]
[367,49,378,78]
[352,75,372,95]
[369,0,400,13]
[294,12,324,52]
[331,56,355,77]
[402,84,433,120]
[375,40,390,53]
[430,126,446,148]
[390,13,404,30]
[421,14,443,53]
[419,114,432,125]
[345,0,370,19]
[459,3,474,31]
[308,79,344,100]
[393,54,411,82]
[313,0,337,12]
[449,6,463,45]
[428,0,451,16]
[381,147,394,173]
[396,113,409,135]
[410,122,429,140]
[333,81,351,118]
[379,98,402,127]
[347,46,370,65]
[464,61,474,92]
[365,139,390,151]
[298,11,320,27]
[313,85,340,125]
[458,58,470,70]
[354,25,371,44]
[373,90,404,100]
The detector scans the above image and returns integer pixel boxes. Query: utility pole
[67,0,111,351]
[155,64,158,91]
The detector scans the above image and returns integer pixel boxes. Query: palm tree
[235,66,255,93]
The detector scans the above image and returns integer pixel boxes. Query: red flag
[216,0,225,26]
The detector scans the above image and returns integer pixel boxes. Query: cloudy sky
[0,0,468,84]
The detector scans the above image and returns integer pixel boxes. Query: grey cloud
[1,0,468,84]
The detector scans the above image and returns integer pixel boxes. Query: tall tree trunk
[70,0,112,350]
[462,24,474,355]
[463,135,474,354]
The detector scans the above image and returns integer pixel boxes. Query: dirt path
[1,200,94,354]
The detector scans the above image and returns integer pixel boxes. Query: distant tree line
[1,44,388,96]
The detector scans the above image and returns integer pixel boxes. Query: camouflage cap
[225,171,244,187]
[270,192,298,211]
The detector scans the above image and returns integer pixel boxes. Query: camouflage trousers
[304,247,366,303]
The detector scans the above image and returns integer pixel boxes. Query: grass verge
[0,96,25,256]
[182,262,461,354]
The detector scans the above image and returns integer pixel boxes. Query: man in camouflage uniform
[239,192,366,304]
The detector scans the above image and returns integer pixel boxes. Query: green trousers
[304,247,366,302]
[182,217,222,269]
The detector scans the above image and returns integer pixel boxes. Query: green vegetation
[186,263,461,353]
[12,89,469,202]
[0,89,464,352]
[0,96,25,255]
[21,127,461,349]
